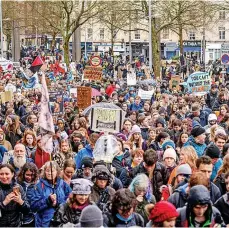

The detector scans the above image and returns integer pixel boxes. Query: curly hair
[17,163,39,184]
[111,189,137,215]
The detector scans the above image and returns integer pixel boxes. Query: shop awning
[175,46,201,52]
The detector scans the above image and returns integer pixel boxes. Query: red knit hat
[149,201,179,223]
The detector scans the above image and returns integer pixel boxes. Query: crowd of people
[0,52,229,227]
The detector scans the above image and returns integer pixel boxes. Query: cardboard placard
[49,91,64,115]
[117,66,123,79]
[83,66,102,81]
[77,86,92,109]
[0,91,13,103]
[169,75,180,90]
[90,107,123,133]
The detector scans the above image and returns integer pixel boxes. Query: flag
[30,56,43,73]
[38,73,55,153]
[22,72,39,89]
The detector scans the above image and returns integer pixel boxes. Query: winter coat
[5,131,22,148]
[176,205,223,227]
[184,136,207,157]
[31,147,50,169]
[0,145,7,163]
[0,181,30,227]
[25,145,37,158]
[131,162,169,201]
[129,103,143,111]
[112,151,130,178]
[90,185,115,214]
[168,182,221,209]
[214,173,227,195]
[211,158,223,182]
[214,193,229,225]
[19,181,36,225]
[28,177,72,227]
[51,202,94,226]
[103,212,144,227]
[206,92,218,110]
[75,144,93,169]
[187,110,210,127]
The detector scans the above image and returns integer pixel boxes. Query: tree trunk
[63,36,70,65]
[179,24,183,55]
[51,32,57,48]
[111,30,114,55]
[152,19,160,79]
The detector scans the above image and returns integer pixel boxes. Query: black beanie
[191,126,205,138]
[81,157,93,169]
[205,143,220,159]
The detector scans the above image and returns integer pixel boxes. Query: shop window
[219,27,225,40]
[162,28,169,39]
[219,10,226,20]
[189,31,196,40]
[209,53,213,60]
[87,28,93,40]
[134,30,140,40]
[100,28,104,40]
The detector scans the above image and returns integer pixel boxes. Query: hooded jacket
[184,136,207,157]
[28,177,72,227]
[214,193,229,225]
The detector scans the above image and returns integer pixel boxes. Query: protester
[28,161,72,227]
[176,185,223,227]
[52,178,93,226]
[0,164,30,227]
[103,188,144,227]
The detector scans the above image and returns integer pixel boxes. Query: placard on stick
[83,66,102,81]
[90,107,123,133]
[77,86,92,109]
[169,75,180,90]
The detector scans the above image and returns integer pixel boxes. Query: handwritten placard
[90,108,123,133]
[83,66,102,81]
[49,91,64,115]
[169,75,180,90]
[77,86,92,109]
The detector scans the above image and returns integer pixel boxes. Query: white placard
[138,89,154,100]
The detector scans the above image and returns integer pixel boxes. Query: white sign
[138,89,154,100]
[90,108,124,133]
[221,43,229,50]
[127,69,136,86]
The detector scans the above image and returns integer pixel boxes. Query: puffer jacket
[28,177,72,227]
[51,202,94,226]
[75,144,93,169]
[132,162,169,201]
[214,193,229,225]
[214,173,227,195]
[103,212,144,227]
[0,181,30,227]
[184,136,206,157]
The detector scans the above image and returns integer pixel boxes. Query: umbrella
[92,88,101,97]
[82,102,124,117]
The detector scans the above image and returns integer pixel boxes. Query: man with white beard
[9,143,34,172]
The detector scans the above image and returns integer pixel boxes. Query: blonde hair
[180,146,198,169]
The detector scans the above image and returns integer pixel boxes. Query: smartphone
[13,185,20,195]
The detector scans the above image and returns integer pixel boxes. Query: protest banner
[83,66,102,80]
[169,75,180,90]
[90,108,123,133]
[127,69,136,86]
[77,86,92,109]
[138,89,154,100]
[49,91,64,115]
[186,71,211,95]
